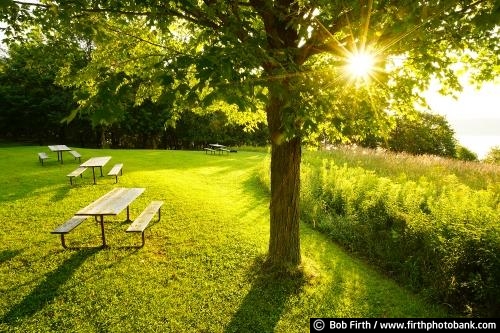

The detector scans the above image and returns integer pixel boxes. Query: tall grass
[291,146,500,317]
[306,146,499,190]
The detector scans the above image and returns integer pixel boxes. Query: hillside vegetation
[263,146,499,317]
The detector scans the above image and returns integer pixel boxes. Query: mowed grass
[0,146,448,332]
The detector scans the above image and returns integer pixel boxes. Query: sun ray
[360,0,374,53]
[218,2,456,93]
[376,3,451,55]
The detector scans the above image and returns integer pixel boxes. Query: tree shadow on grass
[225,256,306,333]
[0,249,23,265]
[1,248,100,325]
[50,184,72,202]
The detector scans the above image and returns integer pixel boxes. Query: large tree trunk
[266,91,302,268]
[254,0,304,268]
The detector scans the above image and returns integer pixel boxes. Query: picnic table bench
[67,166,87,185]
[69,150,82,163]
[107,163,123,183]
[38,152,50,165]
[126,201,164,247]
[204,147,216,154]
[51,216,88,248]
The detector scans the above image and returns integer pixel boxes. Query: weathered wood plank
[126,201,164,233]
[107,163,123,176]
[38,152,50,165]
[51,216,88,234]
[67,166,87,185]
[67,166,87,177]
[69,150,82,162]
[107,163,123,183]
[204,148,216,155]
[75,188,145,216]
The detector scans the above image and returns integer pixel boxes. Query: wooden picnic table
[75,187,145,247]
[48,145,72,164]
[80,156,112,184]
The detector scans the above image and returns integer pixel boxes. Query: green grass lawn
[0,146,448,332]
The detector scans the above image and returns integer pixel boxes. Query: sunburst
[346,51,376,80]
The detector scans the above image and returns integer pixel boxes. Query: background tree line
[0,39,480,160]
[0,41,268,149]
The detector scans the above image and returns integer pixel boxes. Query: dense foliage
[0,42,94,145]
[387,112,457,157]
[259,147,500,317]
[484,146,500,164]
[455,145,479,162]
[0,50,267,148]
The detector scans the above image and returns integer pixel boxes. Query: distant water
[456,135,500,159]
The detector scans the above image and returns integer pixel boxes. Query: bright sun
[347,52,376,79]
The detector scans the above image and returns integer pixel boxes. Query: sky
[424,81,500,159]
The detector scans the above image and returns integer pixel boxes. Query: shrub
[484,146,500,165]
[455,145,478,161]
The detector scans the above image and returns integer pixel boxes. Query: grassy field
[0,146,448,332]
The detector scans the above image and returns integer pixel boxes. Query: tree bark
[266,90,302,268]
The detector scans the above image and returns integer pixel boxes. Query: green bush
[484,146,500,165]
[268,148,500,317]
[455,145,478,161]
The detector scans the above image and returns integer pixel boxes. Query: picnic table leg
[99,166,104,177]
[60,151,64,164]
[92,167,96,184]
[98,214,107,247]
[60,234,68,249]
[126,205,131,222]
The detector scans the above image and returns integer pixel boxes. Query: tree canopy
[484,145,500,164]
[388,111,457,157]
[2,0,499,269]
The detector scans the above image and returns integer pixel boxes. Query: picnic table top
[75,187,145,216]
[209,143,226,148]
[48,145,71,152]
[80,156,112,167]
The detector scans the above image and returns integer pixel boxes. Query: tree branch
[12,1,48,8]
[11,1,221,31]
[102,22,167,51]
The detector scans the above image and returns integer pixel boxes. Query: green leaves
[1,1,497,152]
[389,112,457,157]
